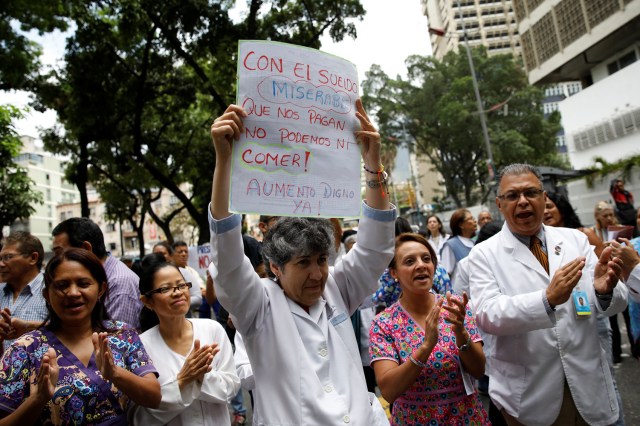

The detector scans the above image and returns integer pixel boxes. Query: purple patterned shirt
[0,321,157,425]
[102,255,142,329]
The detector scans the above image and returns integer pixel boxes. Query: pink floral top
[369,295,489,425]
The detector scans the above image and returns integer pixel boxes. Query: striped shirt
[1,273,48,347]
[102,255,142,329]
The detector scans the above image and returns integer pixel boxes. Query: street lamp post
[455,0,495,181]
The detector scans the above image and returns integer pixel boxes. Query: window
[109,242,117,251]
[608,50,638,76]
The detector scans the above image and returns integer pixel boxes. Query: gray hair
[498,163,542,187]
[262,217,334,269]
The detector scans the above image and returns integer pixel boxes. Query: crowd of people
[1,99,640,426]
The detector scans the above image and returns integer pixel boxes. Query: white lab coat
[469,223,628,426]
[208,203,395,426]
[626,264,640,303]
[131,319,240,426]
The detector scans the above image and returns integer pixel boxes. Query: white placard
[232,40,361,218]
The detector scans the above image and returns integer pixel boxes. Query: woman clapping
[0,248,160,425]
[131,254,239,426]
[369,233,489,425]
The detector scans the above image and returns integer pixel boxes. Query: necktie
[530,236,549,274]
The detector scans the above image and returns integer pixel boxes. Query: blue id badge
[573,290,591,318]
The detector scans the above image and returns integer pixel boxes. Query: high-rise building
[512,0,640,225]
[11,136,80,252]
[424,0,521,60]
[513,0,640,85]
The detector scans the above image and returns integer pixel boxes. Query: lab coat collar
[501,222,551,279]
[287,296,327,323]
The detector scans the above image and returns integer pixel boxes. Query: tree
[0,105,43,232]
[32,0,367,246]
[363,48,565,207]
[0,0,73,90]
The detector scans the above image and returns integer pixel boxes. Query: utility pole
[456,0,495,182]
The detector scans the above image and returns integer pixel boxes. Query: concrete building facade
[512,0,640,226]
[10,136,80,252]
[424,0,522,60]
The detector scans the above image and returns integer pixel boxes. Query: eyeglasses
[145,282,192,297]
[0,253,28,263]
[497,188,544,203]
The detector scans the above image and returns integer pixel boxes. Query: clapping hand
[0,308,12,340]
[92,332,118,381]
[442,291,469,334]
[545,257,585,307]
[610,238,640,281]
[30,347,59,403]
[422,297,444,351]
[177,339,218,389]
[594,246,623,294]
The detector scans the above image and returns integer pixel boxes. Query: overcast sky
[6,0,432,180]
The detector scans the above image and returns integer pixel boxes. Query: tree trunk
[78,139,90,217]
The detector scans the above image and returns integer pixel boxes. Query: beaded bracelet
[363,164,384,174]
[409,354,428,368]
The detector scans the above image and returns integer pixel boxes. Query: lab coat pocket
[369,392,390,426]
[491,358,525,415]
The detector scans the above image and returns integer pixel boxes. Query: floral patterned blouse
[369,296,489,425]
[0,321,157,425]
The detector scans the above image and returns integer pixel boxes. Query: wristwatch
[457,334,472,352]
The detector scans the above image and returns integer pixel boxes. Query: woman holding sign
[208,99,395,425]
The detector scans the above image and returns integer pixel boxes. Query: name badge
[572,290,591,318]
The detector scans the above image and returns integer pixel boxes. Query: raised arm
[355,99,389,211]
[210,105,246,220]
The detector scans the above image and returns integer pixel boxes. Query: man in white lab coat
[469,164,627,426]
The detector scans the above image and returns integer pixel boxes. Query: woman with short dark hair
[208,100,395,424]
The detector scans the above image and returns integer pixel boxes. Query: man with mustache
[469,163,627,426]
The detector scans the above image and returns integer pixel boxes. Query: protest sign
[232,40,361,218]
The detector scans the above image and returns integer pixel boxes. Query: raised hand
[545,257,585,307]
[93,332,118,381]
[177,339,217,389]
[442,291,469,334]
[30,347,59,403]
[210,105,247,159]
[0,308,11,340]
[422,297,444,351]
[611,238,640,281]
[354,99,381,167]
[594,246,623,294]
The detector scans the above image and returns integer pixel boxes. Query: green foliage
[0,0,72,90]
[362,47,566,208]
[584,155,640,188]
[27,0,366,246]
[0,105,43,230]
